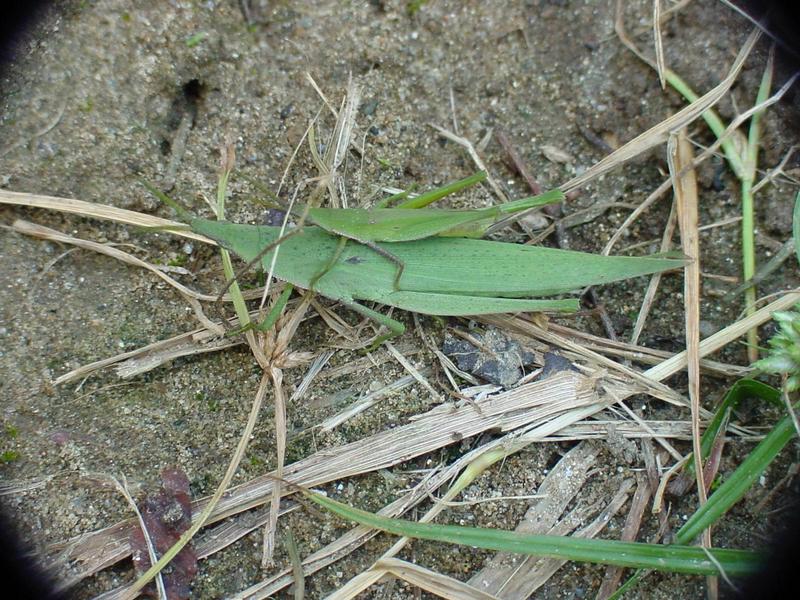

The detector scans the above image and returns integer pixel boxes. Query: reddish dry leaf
[129,467,198,599]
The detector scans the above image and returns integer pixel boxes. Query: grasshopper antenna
[139,179,193,222]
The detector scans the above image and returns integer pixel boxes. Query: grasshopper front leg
[361,241,405,290]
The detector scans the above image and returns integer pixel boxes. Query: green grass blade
[678,403,795,544]
[682,379,780,480]
[255,283,294,332]
[375,187,413,209]
[612,383,790,598]
[793,191,800,267]
[300,488,760,577]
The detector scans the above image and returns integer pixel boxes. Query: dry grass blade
[0,190,209,243]
[630,203,677,344]
[218,415,738,599]
[320,369,431,431]
[668,131,707,508]
[559,28,758,193]
[326,415,609,599]
[304,72,365,157]
[645,288,800,381]
[596,472,652,599]
[374,558,501,599]
[546,323,748,378]
[670,122,719,523]
[119,372,274,599]
[653,0,666,88]
[263,367,285,566]
[479,315,691,409]
[234,425,549,599]
[468,442,599,595]
[290,350,334,403]
[428,123,507,201]
[105,475,168,600]
[51,303,302,384]
[48,371,597,587]
[486,480,634,597]
[259,296,314,565]
[93,505,299,600]
[602,178,672,255]
[384,341,441,403]
[12,219,219,303]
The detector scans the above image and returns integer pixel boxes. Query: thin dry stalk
[290,350,334,403]
[320,369,432,431]
[486,28,758,236]
[547,323,748,377]
[601,178,672,255]
[384,341,442,403]
[263,367,285,566]
[304,72,364,156]
[751,145,797,193]
[630,202,677,344]
[428,123,508,201]
[489,480,633,597]
[466,442,599,596]
[12,220,221,303]
[106,476,168,600]
[49,371,597,588]
[479,315,691,409]
[257,296,313,565]
[596,471,652,599]
[645,288,800,381]
[120,373,273,599]
[92,505,299,600]
[669,130,713,583]
[52,305,296,384]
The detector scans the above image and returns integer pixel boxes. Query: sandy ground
[1,1,798,598]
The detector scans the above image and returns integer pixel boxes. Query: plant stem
[741,50,774,362]
[216,168,251,329]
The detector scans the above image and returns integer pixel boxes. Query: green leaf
[793,190,800,267]
[300,488,760,577]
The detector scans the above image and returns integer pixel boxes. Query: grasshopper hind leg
[361,241,405,291]
[311,237,407,291]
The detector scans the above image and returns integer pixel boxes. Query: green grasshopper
[259,171,565,288]
[189,216,683,349]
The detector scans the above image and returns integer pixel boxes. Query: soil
[1,1,798,599]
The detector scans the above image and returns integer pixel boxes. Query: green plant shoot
[190,217,683,349]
